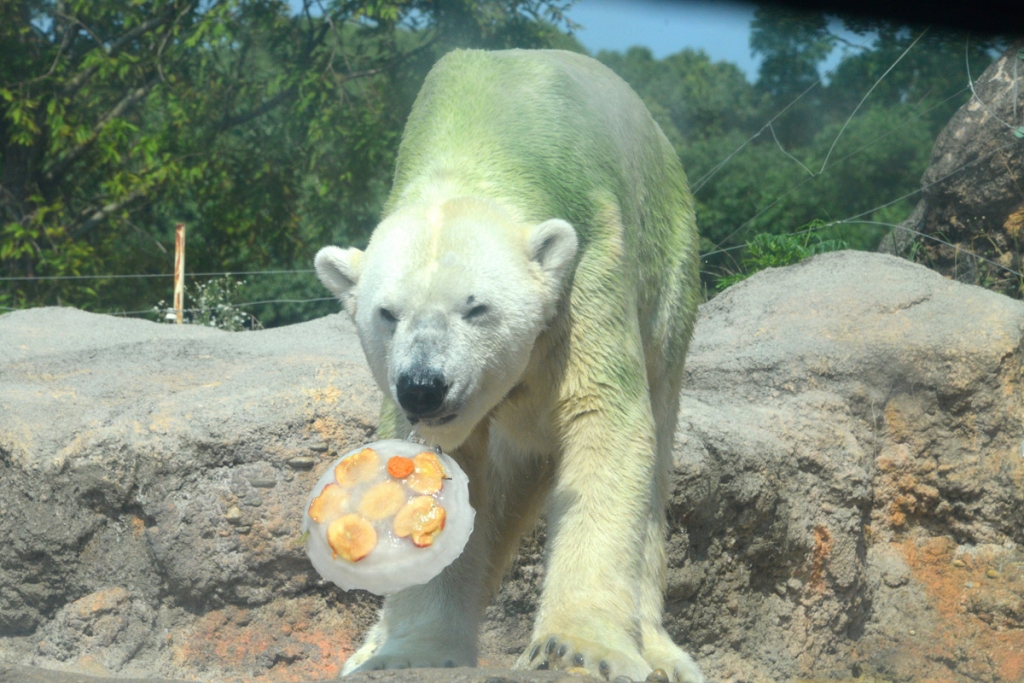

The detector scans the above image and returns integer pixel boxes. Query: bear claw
[646,669,670,683]
[519,634,650,681]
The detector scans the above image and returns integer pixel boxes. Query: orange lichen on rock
[393,496,446,547]
[307,483,350,524]
[387,456,415,479]
[892,536,1024,683]
[809,525,833,594]
[357,481,406,520]
[405,451,446,494]
[326,514,377,562]
[172,598,354,683]
[334,448,380,487]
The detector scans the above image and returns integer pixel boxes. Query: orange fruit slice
[393,496,447,547]
[307,483,350,524]
[334,448,380,487]
[405,452,446,494]
[357,481,406,520]
[414,451,445,477]
[326,514,377,562]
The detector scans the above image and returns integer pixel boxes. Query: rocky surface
[2,250,1023,683]
[0,664,597,683]
[881,40,1024,299]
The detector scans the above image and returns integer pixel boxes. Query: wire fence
[0,295,336,314]
[0,268,331,322]
[0,269,314,282]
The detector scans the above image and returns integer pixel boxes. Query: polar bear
[314,49,703,683]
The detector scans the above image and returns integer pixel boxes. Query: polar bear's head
[315,198,577,449]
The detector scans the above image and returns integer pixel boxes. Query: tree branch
[19,15,75,86]
[73,188,147,237]
[44,77,159,184]
[214,85,298,133]
[60,4,188,97]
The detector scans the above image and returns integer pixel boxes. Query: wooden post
[173,223,186,324]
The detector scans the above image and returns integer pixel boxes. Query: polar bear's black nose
[396,372,449,417]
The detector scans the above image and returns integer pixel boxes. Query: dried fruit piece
[387,456,415,479]
[307,483,350,524]
[327,514,377,562]
[393,496,447,547]
[411,519,446,547]
[334,448,380,487]
[414,452,445,477]
[405,452,446,494]
[405,472,443,495]
[357,481,406,520]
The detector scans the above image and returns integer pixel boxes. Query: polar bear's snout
[395,370,450,419]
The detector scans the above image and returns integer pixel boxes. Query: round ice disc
[302,439,474,595]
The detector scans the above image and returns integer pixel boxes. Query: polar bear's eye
[379,307,398,323]
[464,304,489,320]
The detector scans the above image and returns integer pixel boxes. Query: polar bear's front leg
[517,396,657,681]
[341,544,487,672]
[342,407,489,674]
[515,205,702,682]
[511,203,655,680]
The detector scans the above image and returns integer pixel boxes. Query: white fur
[314,246,363,316]
[317,202,572,450]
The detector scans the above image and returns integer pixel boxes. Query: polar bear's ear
[528,219,578,291]
[315,246,364,313]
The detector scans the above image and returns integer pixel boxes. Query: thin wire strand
[703,85,973,255]
[1014,45,1019,125]
[818,28,928,174]
[691,79,821,194]
[702,137,1019,261]
[691,29,879,195]
[966,34,1014,129]
[235,296,335,308]
[709,216,1022,280]
[24,296,342,318]
[699,28,936,253]
[0,269,316,282]
[842,138,1018,223]
[769,122,815,177]
[835,219,1022,278]
[133,296,338,315]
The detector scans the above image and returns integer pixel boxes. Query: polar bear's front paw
[347,652,462,672]
[516,634,649,681]
[343,637,474,674]
[641,628,705,683]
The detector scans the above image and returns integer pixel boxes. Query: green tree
[749,6,833,147]
[0,0,575,322]
[596,11,999,293]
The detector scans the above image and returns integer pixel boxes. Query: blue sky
[564,1,762,78]
[565,1,872,83]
